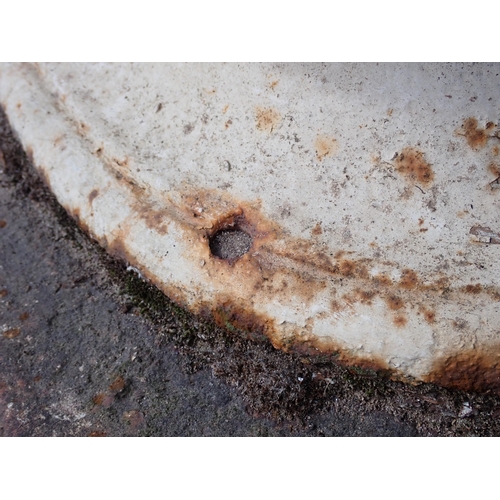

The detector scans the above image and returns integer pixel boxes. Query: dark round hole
[209,228,252,260]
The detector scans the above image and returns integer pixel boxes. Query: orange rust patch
[330,300,342,312]
[315,135,338,161]
[109,376,125,392]
[0,220,6,228]
[399,269,419,290]
[92,393,106,405]
[373,274,393,287]
[19,312,29,321]
[3,328,20,339]
[88,431,107,437]
[269,80,279,90]
[385,294,405,311]
[255,107,281,132]
[224,119,232,129]
[0,289,7,298]
[426,350,500,394]
[53,159,493,381]
[338,259,356,277]
[464,283,482,294]
[211,299,273,344]
[459,118,492,149]
[488,163,500,178]
[393,315,408,328]
[393,147,434,185]
[354,289,376,305]
[419,228,428,232]
[88,189,99,204]
[419,307,436,324]
[138,205,170,235]
[311,223,323,236]
[493,146,499,156]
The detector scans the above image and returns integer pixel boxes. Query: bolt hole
[209,228,252,260]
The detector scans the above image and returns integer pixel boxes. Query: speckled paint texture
[1,62,499,391]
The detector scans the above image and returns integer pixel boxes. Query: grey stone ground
[1,108,500,436]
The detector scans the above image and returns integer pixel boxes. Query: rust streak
[426,350,500,394]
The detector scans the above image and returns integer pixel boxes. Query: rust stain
[88,430,107,437]
[459,118,495,149]
[488,162,500,180]
[385,294,405,311]
[393,315,408,328]
[373,274,393,287]
[330,300,343,312]
[493,146,499,156]
[19,312,29,321]
[464,284,482,294]
[0,289,7,298]
[315,135,338,161]
[224,119,232,129]
[419,307,436,324]
[255,107,281,132]
[135,203,171,235]
[312,223,323,236]
[42,138,500,393]
[269,80,279,90]
[92,393,106,405]
[210,299,273,344]
[399,269,419,290]
[222,104,229,114]
[3,328,21,339]
[109,376,125,392]
[393,147,434,185]
[426,350,500,394]
[0,220,7,228]
[354,289,376,305]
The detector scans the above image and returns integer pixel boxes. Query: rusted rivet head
[209,228,252,260]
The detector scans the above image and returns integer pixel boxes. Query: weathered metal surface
[1,62,499,391]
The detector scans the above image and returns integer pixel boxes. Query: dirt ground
[1,107,500,436]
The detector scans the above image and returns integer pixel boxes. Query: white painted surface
[1,62,499,386]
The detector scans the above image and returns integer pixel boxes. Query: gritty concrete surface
[1,107,500,436]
